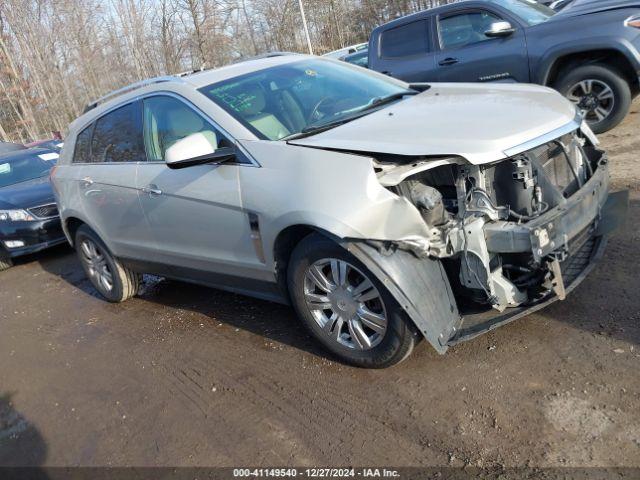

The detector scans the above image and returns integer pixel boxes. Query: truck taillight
[625,14,640,28]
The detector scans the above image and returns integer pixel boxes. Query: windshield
[199,59,411,140]
[487,0,555,25]
[0,151,57,188]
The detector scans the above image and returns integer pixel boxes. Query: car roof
[372,0,507,31]
[0,142,26,155]
[69,54,318,132]
[184,54,311,88]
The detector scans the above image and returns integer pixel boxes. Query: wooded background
[0,0,456,142]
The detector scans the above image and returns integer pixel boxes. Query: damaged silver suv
[52,55,627,368]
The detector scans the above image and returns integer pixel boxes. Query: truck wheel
[75,225,141,303]
[0,257,13,272]
[287,233,420,368]
[554,64,631,134]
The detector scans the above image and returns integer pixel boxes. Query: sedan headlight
[0,209,35,222]
[625,14,640,29]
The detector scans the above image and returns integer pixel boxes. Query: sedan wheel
[304,258,387,350]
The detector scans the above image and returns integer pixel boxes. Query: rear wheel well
[65,217,85,246]
[546,50,639,94]
[273,225,324,301]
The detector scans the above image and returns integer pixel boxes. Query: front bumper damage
[347,146,628,354]
[449,151,628,347]
[449,188,627,346]
[483,153,619,262]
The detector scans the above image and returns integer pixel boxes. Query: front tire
[287,234,419,368]
[0,257,13,272]
[75,225,141,303]
[554,64,631,134]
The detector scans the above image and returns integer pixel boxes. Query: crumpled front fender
[340,240,460,354]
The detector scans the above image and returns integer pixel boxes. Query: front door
[135,94,260,280]
[435,8,530,83]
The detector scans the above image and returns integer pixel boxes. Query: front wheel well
[546,50,639,94]
[273,225,332,301]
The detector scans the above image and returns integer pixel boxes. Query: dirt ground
[0,102,639,470]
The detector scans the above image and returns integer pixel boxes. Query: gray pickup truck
[368,0,640,133]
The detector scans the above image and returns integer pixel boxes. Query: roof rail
[83,76,185,113]
[234,51,300,64]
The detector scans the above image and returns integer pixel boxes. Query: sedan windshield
[0,151,57,188]
[199,59,413,141]
[487,0,555,25]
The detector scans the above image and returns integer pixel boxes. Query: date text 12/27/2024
[233,469,400,478]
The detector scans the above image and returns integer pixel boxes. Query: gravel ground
[0,101,638,469]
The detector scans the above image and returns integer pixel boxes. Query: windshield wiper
[284,89,418,141]
[283,111,372,141]
[364,90,418,110]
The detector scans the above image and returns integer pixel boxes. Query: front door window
[142,95,231,162]
[439,11,502,50]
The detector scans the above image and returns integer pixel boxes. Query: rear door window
[90,102,145,163]
[73,125,93,163]
[380,20,430,58]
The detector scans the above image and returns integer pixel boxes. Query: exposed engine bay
[377,129,609,314]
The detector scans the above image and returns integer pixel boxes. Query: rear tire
[0,257,13,272]
[75,225,141,303]
[554,64,631,134]
[287,233,419,368]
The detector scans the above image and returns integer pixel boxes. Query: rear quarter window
[380,20,430,58]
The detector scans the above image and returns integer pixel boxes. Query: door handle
[381,71,394,77]
[80,176,93,187]
[141,184,162,196]
[439,57,459,66]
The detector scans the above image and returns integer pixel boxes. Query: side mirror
[165,132,235,169]
[484,21,515,38]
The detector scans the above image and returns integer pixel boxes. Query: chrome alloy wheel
[567,79,615,123]
[303,258,387,350]
[80,239,114,292]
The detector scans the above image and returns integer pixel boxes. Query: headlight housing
[625,14,640,29]
[0,209,36,222]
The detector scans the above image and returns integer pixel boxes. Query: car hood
[288,83,579,165]
[554,0,640,17]
[0,176,55,210]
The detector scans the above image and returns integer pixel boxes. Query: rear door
[77,101,153,259]
[435,7,530,83]
[372,18,438,82]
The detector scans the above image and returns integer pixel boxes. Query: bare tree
[0,0,458,141]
